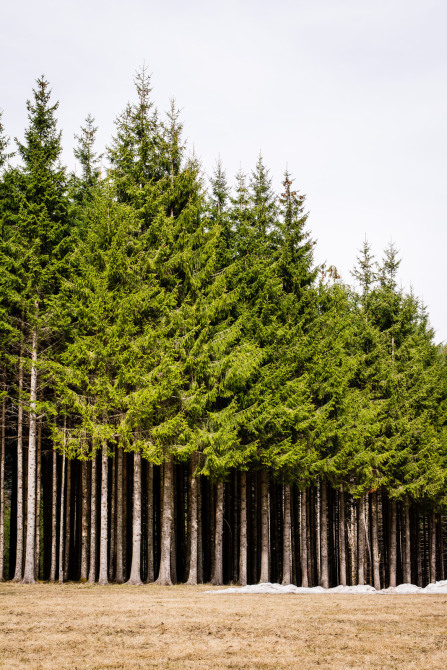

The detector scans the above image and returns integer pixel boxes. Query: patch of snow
[329,584,377,594]
[379,583,423,594]
[423,580,447,594]
[205,580,447,595]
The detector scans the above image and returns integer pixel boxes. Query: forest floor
[0,583,446,669]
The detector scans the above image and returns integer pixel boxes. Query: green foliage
[0,70,445,508]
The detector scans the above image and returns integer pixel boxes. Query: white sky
[1,0,446,342]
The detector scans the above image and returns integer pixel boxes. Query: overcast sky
[1,0,446,342]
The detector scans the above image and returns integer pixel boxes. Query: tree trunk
[259,470,269,583]
[371,491,381,590]
[0,397,5,581]
[315,485,320,583]
[212,481,224,586]
[186,460,198,585]
[34,420,42,579]
[197,472,203,583]
[239,471,247,586]
[156,457,173,585]
[108,449,116,581]
[403,498,411,584]
[282,482,292,585]
[23,327,38,584]
[63,458,71,580]
[88,454,97,583]
[80,460,89,581]
[170,464,177,585]
[339,486,347,586]
[49,448,57,582]
[209,482,216,581]
[58,452,66,584]
[415,505,423,587]
[429,510,436,584]
[98,441,108,585]
[115,446,124,583]
[146,461,154,582]
[349,497,357,585]
[389,499,397,587]
[127,451,142,585]
[300,488,309,587]
[437,514,444,581]
[122,450,128,579]
[320,479,329,588]
[13,350,24,582]
[357,495,366,586]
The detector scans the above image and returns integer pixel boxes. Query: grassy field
[0,583,446,669]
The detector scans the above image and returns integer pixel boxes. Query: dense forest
[0,69,446,588]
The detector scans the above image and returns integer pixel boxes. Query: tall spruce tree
[11,78,71,583]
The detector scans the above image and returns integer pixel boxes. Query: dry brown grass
[0,583,446,669]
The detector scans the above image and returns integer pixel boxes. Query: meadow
[0,584,446,669]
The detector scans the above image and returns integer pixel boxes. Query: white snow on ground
[206,580,447,595]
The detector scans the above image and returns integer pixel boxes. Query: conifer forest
[0,69,446,590]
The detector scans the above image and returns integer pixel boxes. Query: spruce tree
[11,77,71,583]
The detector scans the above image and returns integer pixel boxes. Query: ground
[0,583,446,669]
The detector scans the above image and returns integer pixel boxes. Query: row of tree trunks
[1,437,446,585]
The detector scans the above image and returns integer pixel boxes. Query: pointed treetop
[278,168,316,293]
[351,238,377,297]
[210,158,229,216]
[232,168,249,213]
[16,76,62,170]
[74,113,101,189]
[380,242,401,292]
[249,153,277,236]
[164,98,185,179]
[108,65,161,192]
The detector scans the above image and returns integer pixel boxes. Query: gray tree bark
[212,481,224,586]
[403,498,411,584]
[239,471,247,586]
[416,506,423,587]
[282,483,292,585]
[34,420,42,579]
[115,446,124,583]
[339,486,347,586]
[49,448,57,582]
[259,470,269,583]
[429,510,436,584]
[320,479,329,588]
[63,458,71,579]
[127,451,142,585]
[22,326,38,584]
[13,350,24,582]
[98,441,109,585]
[357,495,366,586]
[300,488,309,587]
[349,498,357,586]
[108,449,116,581]
[186,457,198,585]
[80,459,89,581]
[88,455,97,583]
[197,469,203,584]
[146,461,154,582]
[437,514,444,581]
[58,450,66,584]
[156,457,173,585]
[389,499,397,587]
[371,491,381,590]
